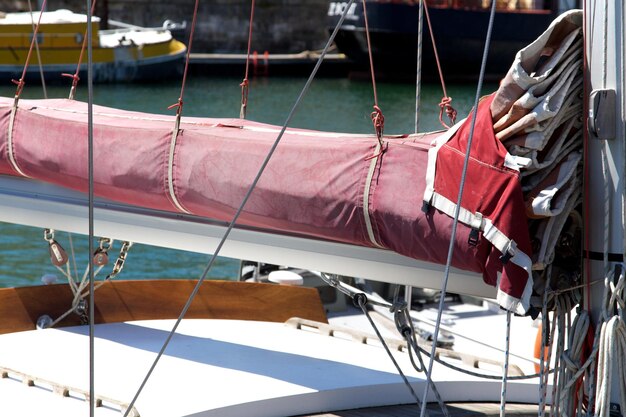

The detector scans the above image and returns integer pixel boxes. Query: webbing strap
[167,119,190,214]
[429,190,533,315]
[363,142,384,248]
[7,98,30,178]
[423,120,465,205]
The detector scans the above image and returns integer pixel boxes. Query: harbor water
[0,76,493,287]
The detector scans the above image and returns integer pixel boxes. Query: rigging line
[422,1,446,100]
[361,0,385,148]
[121,2,357,415]
[166,0,201,214]
[11,0,49,99]
[65,0,97,100]
[422,0,456,128]
[85,0,96,413]
[26,0,47,98]
[361,0,379,107]
[330,277,549,380]
[413,342,552,381]
[68,232,79,286]
[172,0,200,115]
[414,0,424,133]
[240,0,256,119]
[355,294,424,411]
[418,1,497,417]
[398,307,450,417]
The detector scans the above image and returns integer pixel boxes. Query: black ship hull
[328,2,558,81]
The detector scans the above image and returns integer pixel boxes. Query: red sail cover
[0,95,532,314]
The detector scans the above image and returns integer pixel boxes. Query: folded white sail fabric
[490,11,583,123]
[491,9,583,293]
[495,68,582,141]
[507,117,581,171]
[524,152,581,218]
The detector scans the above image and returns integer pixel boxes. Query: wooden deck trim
[0,279,327,334]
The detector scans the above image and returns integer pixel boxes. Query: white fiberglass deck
[0,319,540,417]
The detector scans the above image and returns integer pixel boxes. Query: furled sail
[0,10,583,315]
[491,9,583,307]
[0,95,533,312]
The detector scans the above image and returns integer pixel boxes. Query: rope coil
[371,105,385,144]
[438,96,457,128]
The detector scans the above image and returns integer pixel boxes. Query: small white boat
[0,9,186,83]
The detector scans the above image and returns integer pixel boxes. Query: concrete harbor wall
[0,0,331,53]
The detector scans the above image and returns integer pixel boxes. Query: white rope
[550,298,568,417]
[558,310,590,417]
[68,233,79,291]
[44,236,129,329]
[595,316,626,417]
[48,262,105,328]
[595,266,626,417]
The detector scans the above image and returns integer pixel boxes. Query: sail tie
[371,104,385,145]
[438,96,457,129]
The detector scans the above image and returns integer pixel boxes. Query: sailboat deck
[0,318,541,417]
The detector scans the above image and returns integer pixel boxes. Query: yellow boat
[0,9,187,83]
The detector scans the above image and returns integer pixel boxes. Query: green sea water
[0,75,494,287]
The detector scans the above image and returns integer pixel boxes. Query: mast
[585,0,625,408]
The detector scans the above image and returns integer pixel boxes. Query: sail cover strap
[363,142,384,248]
[167,123,190,214]
[6,98,30,178]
